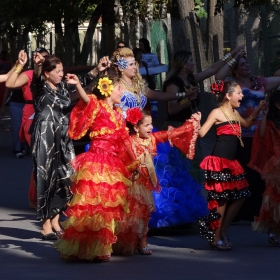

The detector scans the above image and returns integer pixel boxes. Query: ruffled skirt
[54,149,132,261]
[198,155,250,242]
[150,142,208,228]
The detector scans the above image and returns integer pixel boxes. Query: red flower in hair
[211,80,224,95]
[126,107,143,125]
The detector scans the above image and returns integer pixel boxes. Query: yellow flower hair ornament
[97,77,114,97]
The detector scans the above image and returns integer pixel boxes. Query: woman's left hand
[65,73,79,85]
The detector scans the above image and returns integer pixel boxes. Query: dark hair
[168,50,195,86]
[117,40,127,48]
[139,38,151,53]
[267,90,280,126]
[212,80,240,104]
[132,47,142,58]
[91,73,120,100]
[42,55,62,77]
[231,55,247,77]
[127,109,152,135]
[35,47,49,54]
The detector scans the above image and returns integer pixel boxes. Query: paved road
[0,114,279,280]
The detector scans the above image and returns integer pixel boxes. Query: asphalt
[0,112,280,280]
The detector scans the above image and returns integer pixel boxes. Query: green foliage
[194,0,208,19]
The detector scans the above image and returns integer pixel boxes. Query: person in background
[198,80,266,250]
[248,90,280,246]
[6,48,50,208]
[117,40,128,50]
[138,38,160,68]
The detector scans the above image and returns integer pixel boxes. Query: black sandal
[209,240,232,251]
[41,232,58,240]
[268,233,279,246]
[137,246,152,255]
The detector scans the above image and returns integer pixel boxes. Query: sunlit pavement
[1,114,280,280]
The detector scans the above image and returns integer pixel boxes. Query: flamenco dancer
[54,74,137,262]
[114,108,200,255]
[197,80,266,250]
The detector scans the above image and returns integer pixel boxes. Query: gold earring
[136,132,139,138]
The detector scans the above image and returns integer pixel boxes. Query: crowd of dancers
[1,40,280,262]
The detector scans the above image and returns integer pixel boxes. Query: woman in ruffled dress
[113,107,200,255]
[54,74,137,262]
[248,90,280,246]
[215,52,280,221]
[197,80,266,250]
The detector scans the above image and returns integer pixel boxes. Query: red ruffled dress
[54,95,134,261]
[198,122,250,242]
[113,116,200,255]
[248,120,280,235]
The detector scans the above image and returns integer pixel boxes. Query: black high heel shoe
[52,228,64,238]
[41,232,58,240]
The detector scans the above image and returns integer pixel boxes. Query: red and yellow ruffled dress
[198,122,250,242]
[248,120,280,235]
[54,95,134,261]
[114,116,200,255]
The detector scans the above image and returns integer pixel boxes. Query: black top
[163,76,199,122]
[211,122,239,160]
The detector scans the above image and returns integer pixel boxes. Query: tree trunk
[79,4,103,65]
[54,19,64,62]
[101,0,115,57]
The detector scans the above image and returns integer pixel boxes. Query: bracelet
[176,92,186,101]
[222,53,232,63]
[88,69,98,79]
[180,97,190,108]
[248,115,255,121]
[14,64,23,75]
[227,58,237,68]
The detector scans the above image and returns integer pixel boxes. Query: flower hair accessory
[126,107,143,125]
[97,77,114,97]
[211,80,224,95]
[114,57,128,70]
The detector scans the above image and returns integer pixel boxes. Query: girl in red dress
[197,80,266,250]
[54,74,137,262]
[114,107,200,255]
[248,90,280,246]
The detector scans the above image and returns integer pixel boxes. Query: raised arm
[6,50,29,88]
[239,100,267,128]
[65,73,90,103]
[195,46,244,83]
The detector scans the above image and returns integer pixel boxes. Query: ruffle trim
[200,156,245,175]
[198,188,251,242]
[54,227,114,260]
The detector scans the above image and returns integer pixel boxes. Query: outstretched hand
[65,73,80,85]
[97,56,112,72]
[18,50,27,66]
[258,100,268,114]
[33,52,45,66]
[191,112,201,121]
[186,86,199,102]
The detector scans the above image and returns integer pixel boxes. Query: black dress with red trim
[198,122,250,242]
